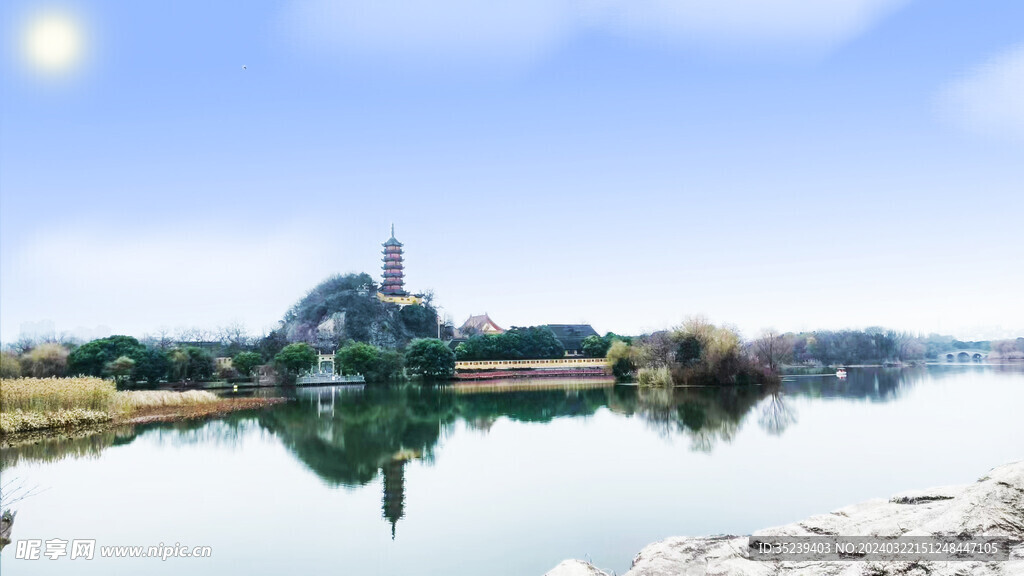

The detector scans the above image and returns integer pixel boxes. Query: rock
[544,560,608,576]
[545,461,1024,576]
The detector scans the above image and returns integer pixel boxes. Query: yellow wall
[455,358,611,371]
[376,292,424,306]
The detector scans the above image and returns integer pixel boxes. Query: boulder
[545,461,1024,576]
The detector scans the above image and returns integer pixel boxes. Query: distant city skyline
[2,0,1023,344]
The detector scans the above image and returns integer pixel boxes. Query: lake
[2,364,1023,574]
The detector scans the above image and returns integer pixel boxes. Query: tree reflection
[257,384,609,536]
[779,366,925,402]
[2,368,937,536]
[609,385,768,451]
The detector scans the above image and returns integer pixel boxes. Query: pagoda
[377,224,423,306]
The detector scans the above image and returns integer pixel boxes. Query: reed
[113,390,219,413]
[1,378,222,434]
[637,366,673,388]
[0,409,112,435]
[0,377,116,413]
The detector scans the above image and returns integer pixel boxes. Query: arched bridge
[939,349,989,362]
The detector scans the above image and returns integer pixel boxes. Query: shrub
[1,352,22,378]
[20,343,69,377]
[606,340,636,379]
[637,366,673,388]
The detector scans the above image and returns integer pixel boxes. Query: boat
[836,368,847,379]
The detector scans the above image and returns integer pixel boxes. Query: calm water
[2,365,1023,575]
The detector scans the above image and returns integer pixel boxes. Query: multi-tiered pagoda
[377,225,423,306]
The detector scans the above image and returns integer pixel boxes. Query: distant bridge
[938,349,989,362]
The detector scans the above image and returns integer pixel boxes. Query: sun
[23,12,83,74]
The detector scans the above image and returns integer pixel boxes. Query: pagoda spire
[380,225,407,295]
[375,224,423,306]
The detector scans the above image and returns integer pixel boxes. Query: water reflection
[780,366,926,401]
[607,386,775,451]
[4,367,981,538]
[260,383,611,536]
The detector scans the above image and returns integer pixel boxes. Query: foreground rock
[546,461,1024,576]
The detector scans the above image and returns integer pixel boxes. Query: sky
[2,0,1023,344]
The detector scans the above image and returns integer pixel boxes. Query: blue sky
[2,0,1022,343]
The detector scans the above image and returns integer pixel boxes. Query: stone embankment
[546,461,1024,576]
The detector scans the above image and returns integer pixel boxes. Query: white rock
[544,559,608,576]
[545,461,1024,576]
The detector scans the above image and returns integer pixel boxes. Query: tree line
[0,333,458,386]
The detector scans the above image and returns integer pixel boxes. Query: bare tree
[758,392,797,436]
[217,321,249,348]
[638,331,676,367]
[155,326,173,350]
[754,330,793,373]
[2,477,46,550]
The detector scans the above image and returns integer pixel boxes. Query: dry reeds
[637,366,673,388]
[113,390,219,413]
[1,377,116,413]
[1,378,222,434]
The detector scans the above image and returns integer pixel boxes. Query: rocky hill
[269,273,441,352]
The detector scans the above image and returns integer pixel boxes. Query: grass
[1,409,112,435]
[113,390,219,413]
[637,366,674,387]
[1,377,116,412]
[1,378,221,435]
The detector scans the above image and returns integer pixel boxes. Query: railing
[296,374,366,385]
[455,358,611,371]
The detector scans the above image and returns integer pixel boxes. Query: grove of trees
[454,326,564,361]
[335,341,404,382]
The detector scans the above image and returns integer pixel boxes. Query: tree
[258,328,289,360]
[167,346,215,381]
[274,343,317,377]
[335,342,381,376]
[1,351,22,378]
[67,336,146,376]
[581,335,611,358]
[399,304,439,338]
[675,335,702,367]
[606,340,636,379]
[133,347,171,383]
[217,321,250,353]
[185,347,215,380]
[404,339,455,379]
[376,349,405,381]
[169,348,190,381]
[454,326,564,361]
[753,330,793,374]
[20,343,69,377]
[105,355,136,384]
[232,351,263,377]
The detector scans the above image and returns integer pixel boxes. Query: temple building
[376,225,423,306]
[543,324,599,356]
[455,313,504,337]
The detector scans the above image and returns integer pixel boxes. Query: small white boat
[836,368,847,379]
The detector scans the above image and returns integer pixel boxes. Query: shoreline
[0,397,286,447]
[546,461,1024,576]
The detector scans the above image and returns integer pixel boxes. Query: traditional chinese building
[543,324,599,356]
[456,313,504,337]
[376,225,423,306]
